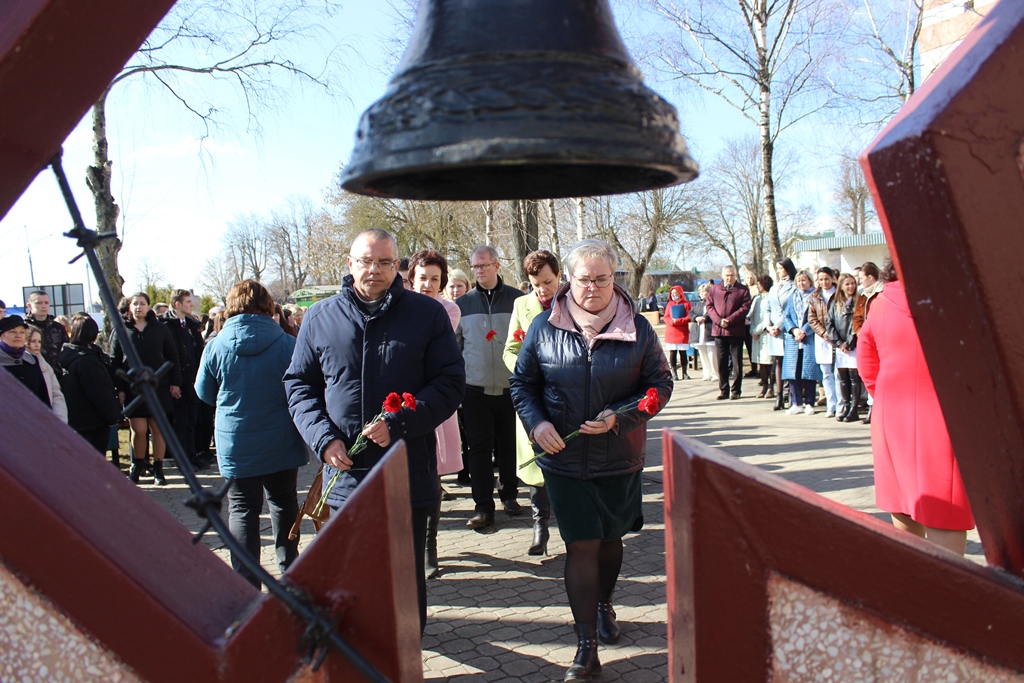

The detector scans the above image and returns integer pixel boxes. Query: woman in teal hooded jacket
[196,280,309,588]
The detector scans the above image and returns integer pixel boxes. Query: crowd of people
[0,240,974,680]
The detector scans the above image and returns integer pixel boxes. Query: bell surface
[341,0,699,201]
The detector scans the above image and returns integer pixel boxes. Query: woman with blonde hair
[445,268,471,301]
[691,283,719,382]
[27,324,67,422]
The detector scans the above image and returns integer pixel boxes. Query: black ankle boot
[565,623,601,681]
[529,523,550,556]
[152,459,167,486]
[596,601,621,644]
[128,458,145,483]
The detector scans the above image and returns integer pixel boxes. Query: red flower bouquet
[315,391,416,514]
[519,387,662,470]
[486,329,497,342]
[513,328,526,342]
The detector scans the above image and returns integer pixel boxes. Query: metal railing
[50,149,390,683]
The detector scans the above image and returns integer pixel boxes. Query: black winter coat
[510,288,673,480]
[160,311,205,398]
[284,275,466,509]
[60,343,122,433]
[110,310,182,417]
[827,296,858,350]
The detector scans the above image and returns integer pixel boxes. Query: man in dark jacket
[161,289,209,469]
[706,266,752,400]
[27,290,68,377]
[456,245,524,529]
[284,228,465,634]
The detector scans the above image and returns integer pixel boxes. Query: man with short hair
[807,267,839,416]
[706,266,752,400]
[285,228,465,634]
[0,299,6,318]
[457,245,525,528]
[26,290,68,377]
[161,289,208,469]
[153,302,170,316]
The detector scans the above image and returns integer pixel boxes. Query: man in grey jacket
[456,245,525,529]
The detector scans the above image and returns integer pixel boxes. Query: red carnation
[639,397,659,415]
[486,329,497,342]
[402,392,417,410]
[383,392,403,413]
[645,387,659,401]
[513,328,526,342]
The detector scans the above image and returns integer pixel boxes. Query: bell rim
[341,155,700,200]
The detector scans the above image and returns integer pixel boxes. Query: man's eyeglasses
[573,276,614,289]
[470,262,497,271]
[350,256,397,271]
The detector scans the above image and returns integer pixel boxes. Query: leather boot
[847,377,862,422]
[564,623,602,681]
[837,374,852,421]
[528,486,550,556]
[597,601,621,644]
[152,459,167,486]
[425,500,441,578]
[129,458,145,483]
[862,406,872,424]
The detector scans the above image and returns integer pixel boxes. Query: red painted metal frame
[861,1,1024,574]
[663,430,1024,682]
[0,371,423,682]
[0,0,176,219]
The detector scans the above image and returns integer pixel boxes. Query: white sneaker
[804,405,815,415]
[785,405,802,415]
[825,411,835,418]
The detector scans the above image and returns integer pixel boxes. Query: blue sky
[0,1,866,308]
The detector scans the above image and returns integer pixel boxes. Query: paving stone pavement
[137,358,984,682]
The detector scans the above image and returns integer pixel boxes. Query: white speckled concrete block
[769,573,1023,682]
[0,564,141,682]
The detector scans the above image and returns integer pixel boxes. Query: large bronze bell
[340,0,699,200]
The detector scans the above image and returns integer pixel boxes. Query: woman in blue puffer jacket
[196,280,309,588]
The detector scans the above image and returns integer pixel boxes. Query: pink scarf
[565,294,617,348]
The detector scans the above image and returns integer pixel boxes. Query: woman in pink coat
[409,248,463,578]
[858,262,974,555]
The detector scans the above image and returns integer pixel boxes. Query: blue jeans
[820,363,837,413]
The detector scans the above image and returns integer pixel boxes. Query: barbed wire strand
[49,149,391,683]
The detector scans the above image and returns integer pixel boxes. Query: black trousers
[715,337,745,396]
[463,386,519,514]
[172,393,199,459]
[228,467,300,589]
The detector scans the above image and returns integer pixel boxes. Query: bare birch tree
[842,0,923,124]
[647,0,842,261]
[87,0,340,304]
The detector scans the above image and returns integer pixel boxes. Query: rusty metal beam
[0,0,176,219]
[861,0,1024,575]
[664,430,1024,682]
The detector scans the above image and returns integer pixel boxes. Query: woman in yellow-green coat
[503,249,562,556]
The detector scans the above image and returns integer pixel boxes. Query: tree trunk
[85,91,124,339]
[575,198,585,241]
[547,198,561,262]
[759,89,781,260]
[483,201,493,247]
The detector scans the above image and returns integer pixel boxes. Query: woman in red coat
[663,284,692,381]
[858,262,974,555]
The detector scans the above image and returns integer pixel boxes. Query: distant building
[921,0,999,81]
[791,232,890,276]
[289,285,344,307]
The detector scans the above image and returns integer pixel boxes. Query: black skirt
[543,470,644,544]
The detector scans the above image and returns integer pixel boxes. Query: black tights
[564,538,623,625]
[669,349,679,371]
